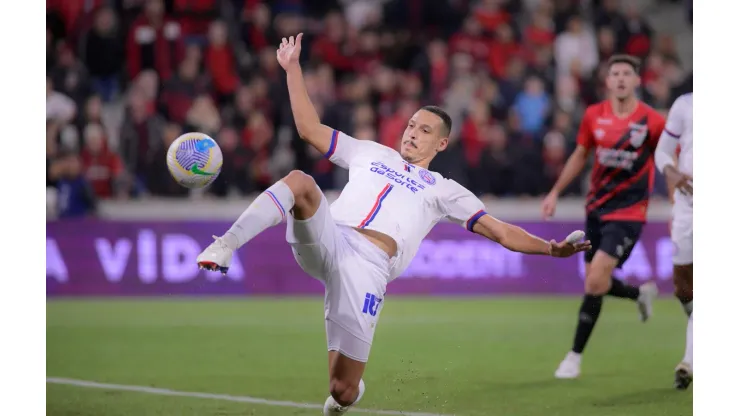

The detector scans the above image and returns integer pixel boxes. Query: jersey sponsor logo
[596,118,612,125]
[418,168,436,185]
[362,292,382,317]
[628,123,648,147]
[369,162,427,193]
[595,147,639,170]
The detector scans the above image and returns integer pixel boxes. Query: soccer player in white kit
[196,33,591,415]
[655,92,693,390]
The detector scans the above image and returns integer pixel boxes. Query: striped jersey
[326,130,487,282]
[577,100,665,222]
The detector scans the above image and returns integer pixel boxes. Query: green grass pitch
[47,298,692,416]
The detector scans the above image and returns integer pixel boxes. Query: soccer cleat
[196,236,233,275]
[323,396,349,416]
[674,362,693,390]
[554,351,581,379]
[637,282,658,322]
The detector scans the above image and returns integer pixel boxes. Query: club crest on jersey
[628,123,648,148]
[418,169,436,185]
[594,128,605,140]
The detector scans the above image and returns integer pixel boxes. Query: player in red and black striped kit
[541,55,666,379]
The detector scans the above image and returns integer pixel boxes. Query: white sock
[223,181,294,249]
[322,380,365,416]
[353,379,365,405]
[682,313,693,367]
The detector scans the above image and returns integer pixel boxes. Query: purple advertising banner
[46,220,675,297]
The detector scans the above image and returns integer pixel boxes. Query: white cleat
[554,351,582,379]
[637,282,658,322]
[323,396,349,416]
[196,235,233,275]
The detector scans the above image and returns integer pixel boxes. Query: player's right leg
[671,202,693,389]
[196,170,317,272]
[556,217,657,379]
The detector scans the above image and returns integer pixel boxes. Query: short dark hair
[420,105,452,137]
[607,54,641,73]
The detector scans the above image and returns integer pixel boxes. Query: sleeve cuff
[466,210,487,232]
[664,128,680,139]
[324,130,339,158]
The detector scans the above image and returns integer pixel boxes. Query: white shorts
[671,193,693,266]
[286,194,390,362]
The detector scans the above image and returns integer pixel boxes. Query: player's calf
[673,264,693,316]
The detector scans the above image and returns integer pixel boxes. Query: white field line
[46,377,454,416]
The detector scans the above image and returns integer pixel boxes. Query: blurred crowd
[46,0,692,218]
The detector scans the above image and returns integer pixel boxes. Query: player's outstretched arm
[472,214,591,257]
[276,33,334,155]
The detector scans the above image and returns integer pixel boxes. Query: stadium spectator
[173,0,219,39]
[488,23,522,80]
[49,43,92,106]
[449,17,490,64]
[46,77,77,125]
[513,75,551,136]
[621,1,654,58]
[127,0,185,81]
[119,89,167,186]
[160,57,209,124]
[206,20,240,103]
[52,151,98,218]
[554,15,599,79]
[80,123,128,199]
[83,7,124,102]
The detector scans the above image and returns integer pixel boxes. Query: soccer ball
[166,132,223,189]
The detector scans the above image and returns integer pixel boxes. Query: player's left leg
[321,227,389,415]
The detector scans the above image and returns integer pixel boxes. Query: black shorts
[584,213,644,268]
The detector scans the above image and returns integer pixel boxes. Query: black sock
[607,277,639,300]
[679,298,693,316]
[572,295,603,354]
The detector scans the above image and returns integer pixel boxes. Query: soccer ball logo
[166,132,223,189]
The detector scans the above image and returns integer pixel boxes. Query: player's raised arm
[276,34,334,155]
[277,34,381,169]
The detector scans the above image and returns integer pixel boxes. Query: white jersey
[325,130,487,282]
[657,93,693,177]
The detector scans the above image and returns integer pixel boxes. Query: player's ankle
[222,232,239,251]
[329,379,363,407]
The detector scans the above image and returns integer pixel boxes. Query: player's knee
[283,170,320,204]
[329,378,358,407]
[584,273,610,295]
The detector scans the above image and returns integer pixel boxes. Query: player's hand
[548,230,591,258]
[276,33,303,71]
[665,166,693,196]
[541,191,559,220]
